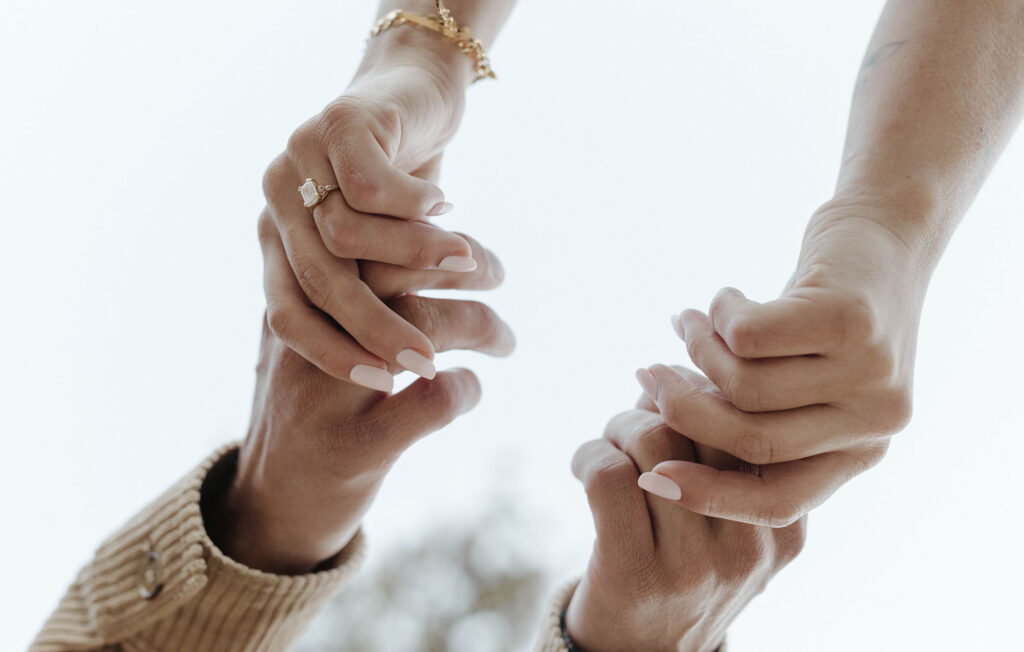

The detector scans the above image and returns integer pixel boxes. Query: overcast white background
[3,1,1023,650]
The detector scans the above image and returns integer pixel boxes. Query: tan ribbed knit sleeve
[533,580,579,652]
[30,445,366,652]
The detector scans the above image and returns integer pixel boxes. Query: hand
[637,200,923,526]
[260,25,480,390]
[565,408,805,651]
[208,229,514,575]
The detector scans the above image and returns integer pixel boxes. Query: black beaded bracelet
[558,608,582,651]
[559,608,725,652]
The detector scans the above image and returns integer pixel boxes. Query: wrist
[359,20,474,95]
[204,447,378,575]
[826,178,952,268]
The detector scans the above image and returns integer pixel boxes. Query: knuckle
[775,517,809,564]
[724,371,765,413]
[583,459,638,498]
[631,424,672,459]
[407,238,440,269]
[835,295,876,348]
[870,387,913,434]
[421,372,461,416]
[285,120,318,157]
[726,529,772,578]
[319,98,364,137]
[256,210,276,243]
[733,426,776,465]
[261,155,293,201]
[849,443,890,478]
[266,306,294,342]
[658,398,688,432]
[724,317,763,358]
[318,215,358,258]
[293,259,334,308]
[684,334,706,367]
[390,296,440,339]
[341,171,382,212]
[466,299,495,327]
[759,500,803,528]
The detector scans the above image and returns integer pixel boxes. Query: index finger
[706,287,851,358]
[326,122,447,219]
[571,439,654,558]
[648,450,873,527]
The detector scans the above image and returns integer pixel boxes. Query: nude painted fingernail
[636,368,659,402]
[438,256,477,272]
[396,349,437,380]
[427,201,454,217]
[638,472,682,501]
[670,313,685,339]
[350,365,394,393]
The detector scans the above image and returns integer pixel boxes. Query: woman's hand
[261,24,481,390]
[565,408,805,651]
[636,200,926,526]
[209,224,513,574]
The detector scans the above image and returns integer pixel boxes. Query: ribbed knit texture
[31,446,727,651]
[30,445,366,652]
[533,580,580,652]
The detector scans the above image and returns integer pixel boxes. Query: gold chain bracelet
[370,0,495,82]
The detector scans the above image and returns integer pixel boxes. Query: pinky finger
[258,212,393,392]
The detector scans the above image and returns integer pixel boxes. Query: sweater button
[137,550,164,600]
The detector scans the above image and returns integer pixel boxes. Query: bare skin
[637,0,1024,527]
[260,0,514,391]
[566,405,806,652]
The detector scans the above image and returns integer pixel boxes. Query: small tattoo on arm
[860,40,908,71]
[854,39,908,98]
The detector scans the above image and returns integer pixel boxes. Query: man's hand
[206,237,514,575]
[565,408,805,651]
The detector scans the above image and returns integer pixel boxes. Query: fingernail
[438,256,477,272]
[670,313,685,339]
[636,368,659,402]
[427,201,454,217]
[396,349,437,380]
[638,472,682,501]
[350,365,394,393]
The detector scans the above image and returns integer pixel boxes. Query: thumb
[329,130,448,219]
[365,368,482,455]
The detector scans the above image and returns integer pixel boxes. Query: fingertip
[679,309,710,332]
[438,256,478,272]
[396,349,437,380]
[349,364,395,393]
[434,366,483,414]
[670,313,685,339]
[638,472,682,501]
[427,201,454,217]
[635,367,659,403]
[450,232,474,256]
[715,287,747,301]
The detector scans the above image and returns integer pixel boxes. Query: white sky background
[2,1,1023,649]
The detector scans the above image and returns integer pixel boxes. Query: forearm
[834,0,1024,263]
[362,0,515,88]
[32,447,366,652]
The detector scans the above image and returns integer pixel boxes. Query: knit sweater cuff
[31,444,366,652]
[533,579,580,652]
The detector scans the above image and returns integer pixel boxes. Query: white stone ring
[298,178,338,209]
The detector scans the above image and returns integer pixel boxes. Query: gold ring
[298,178,338,209]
